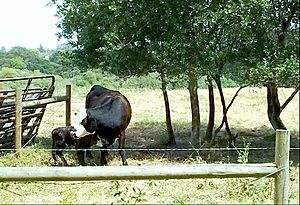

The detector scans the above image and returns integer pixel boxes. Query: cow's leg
[100,146,108,166]
[76,150,86,166]
[51,141,59,165]
[119,131,128,166]
[86,149,93,158]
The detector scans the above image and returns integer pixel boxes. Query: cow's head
[73,109,92,138]
[72,109,102,147]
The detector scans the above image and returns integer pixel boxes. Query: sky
[0,0,65,50]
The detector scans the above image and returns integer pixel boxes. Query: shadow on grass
[23,121,299,166]
[124,121,299,166]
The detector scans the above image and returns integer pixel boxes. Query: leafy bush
[121,72,161,89]
[222,77,239,88]
[0,67,18,78]
[0,67,54,90]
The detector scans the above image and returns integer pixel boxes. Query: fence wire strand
[1,147,299,152]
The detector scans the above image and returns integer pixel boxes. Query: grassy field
[0,87,299,204]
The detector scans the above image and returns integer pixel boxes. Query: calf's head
[52,126,77,147]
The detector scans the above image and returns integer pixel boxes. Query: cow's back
[84,85,131,142]
[85,85,115,108]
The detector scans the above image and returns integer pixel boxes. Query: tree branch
[280,84,300,113]
[214,84,249,135]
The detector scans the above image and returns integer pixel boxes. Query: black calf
[51,126,98,166]
[51,126,76,166]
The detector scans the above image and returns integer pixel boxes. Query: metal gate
[0,75,55,149]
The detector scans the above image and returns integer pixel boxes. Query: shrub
[122,72,161,89]
[0,67,18,78]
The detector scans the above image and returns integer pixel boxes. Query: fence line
[0,129,291,204]
[1,147,298,152]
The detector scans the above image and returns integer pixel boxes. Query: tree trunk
[188,71,201,147]
[213,74,232,137]
[266,82,287,130]
[160,71,176,145]
[214,84,249,137]
[205,76,215,144]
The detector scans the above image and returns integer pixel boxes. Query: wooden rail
[0,163,277,181]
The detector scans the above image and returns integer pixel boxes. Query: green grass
[0,87,299,204]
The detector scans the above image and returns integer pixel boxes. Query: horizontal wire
[0,147,299,152]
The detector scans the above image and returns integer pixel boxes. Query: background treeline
[0,45,238,90]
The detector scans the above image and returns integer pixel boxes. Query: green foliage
[245,55,299,86]
[9,56,27,69]
[59,189,78,204]
[0,67,18,78]
[122,72,161,89]
[237,142,251,164]
[0,67,52,90]
[109,181,146,205]
[221,178,273,204]
[173,194,190,205]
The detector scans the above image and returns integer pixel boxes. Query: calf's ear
[57,132,64,139]
[70,130,78,139]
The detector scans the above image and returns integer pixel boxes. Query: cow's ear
[90,118,98,130]
[80,119,85,126]
[81,117,91,131]
[81,117,88,127]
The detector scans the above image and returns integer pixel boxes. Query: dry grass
[0,87,299,204]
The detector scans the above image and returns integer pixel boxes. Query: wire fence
[0,147,299,152]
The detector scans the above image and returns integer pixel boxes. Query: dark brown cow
[52,126,99,166]
[75,85,132,165]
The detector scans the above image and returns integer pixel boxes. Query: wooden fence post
[65,85,71,126]
[274,129,290,204]
[15,88,22,155]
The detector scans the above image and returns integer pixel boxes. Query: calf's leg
[52,151,59,165]
[86,150,93,158]
[52,141,68,166]
[57,151,68,166]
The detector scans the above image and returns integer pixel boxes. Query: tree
[51,0,204,146]
[38,44,46,53]
[191,0,251,143]
[51,0,299,146]
[239,0,299,130]
[198,0,299,139]
[9,56,27,69]
[0,46,6,53]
